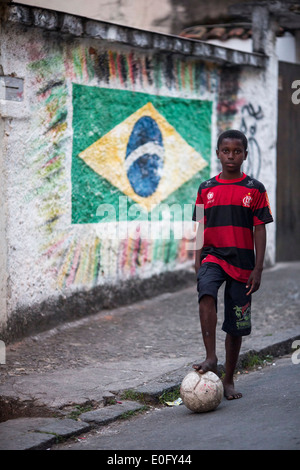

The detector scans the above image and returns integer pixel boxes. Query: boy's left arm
[246,224,266,296]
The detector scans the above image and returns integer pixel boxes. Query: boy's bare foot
[223,381,242,400]
[192,357,218,375]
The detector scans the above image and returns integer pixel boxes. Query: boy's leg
[222,276,252,399]
[223,334,243,399]
[193,295,218,374]
[193,263,225,374]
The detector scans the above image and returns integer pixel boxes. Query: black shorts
[197,262,252,336]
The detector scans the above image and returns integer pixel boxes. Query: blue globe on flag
[125,116,164,198]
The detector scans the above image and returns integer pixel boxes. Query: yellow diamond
[78,102,207,211]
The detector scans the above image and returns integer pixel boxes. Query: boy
[192,129,273,400]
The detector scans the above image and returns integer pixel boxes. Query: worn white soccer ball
[180,370,224,413]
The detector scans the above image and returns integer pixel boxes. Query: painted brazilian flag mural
[72,85,212,224]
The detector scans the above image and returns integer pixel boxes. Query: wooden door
[276,61,300,261]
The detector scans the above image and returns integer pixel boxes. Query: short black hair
[217,130,248,152]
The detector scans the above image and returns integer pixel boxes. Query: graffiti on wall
[217,66,241,133]
[240,103,264,179]
[217,67,264,180]
[25,45,214,289]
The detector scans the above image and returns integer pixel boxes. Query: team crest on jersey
[242,192,253,207]
[207,191,214,203]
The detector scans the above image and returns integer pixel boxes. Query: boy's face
[216,138,247,174]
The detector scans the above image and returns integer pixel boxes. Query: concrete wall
[0,4,277,341]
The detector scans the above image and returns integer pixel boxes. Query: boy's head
[216,130,248,176]
[217,130,248,152]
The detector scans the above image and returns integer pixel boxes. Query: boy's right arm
[195,248,202,274]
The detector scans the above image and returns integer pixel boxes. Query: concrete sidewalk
[0,262,299,450]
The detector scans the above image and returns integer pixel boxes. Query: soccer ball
[180,370,223,413]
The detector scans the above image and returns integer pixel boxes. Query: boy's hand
[247,224,266,295]
[194,242,203,276]
[246,267,263,295]
[194,262,201,275]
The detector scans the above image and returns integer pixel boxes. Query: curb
[119,334,300,404]
[0,400,147,450]
[0,334,299,450]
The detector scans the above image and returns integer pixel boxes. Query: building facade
[0,3,277,341]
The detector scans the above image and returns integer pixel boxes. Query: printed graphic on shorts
[72,85,211,223]
[234,302,251,330]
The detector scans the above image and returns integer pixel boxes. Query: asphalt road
[54,355,300,452]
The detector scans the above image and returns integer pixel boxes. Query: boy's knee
[199,295,216,310]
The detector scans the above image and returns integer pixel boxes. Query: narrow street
[53,355,300,451]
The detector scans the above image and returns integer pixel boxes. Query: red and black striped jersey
[192,173,273,283]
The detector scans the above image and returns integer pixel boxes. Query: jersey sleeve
[252,186,274,226]
[192,188,204,222]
